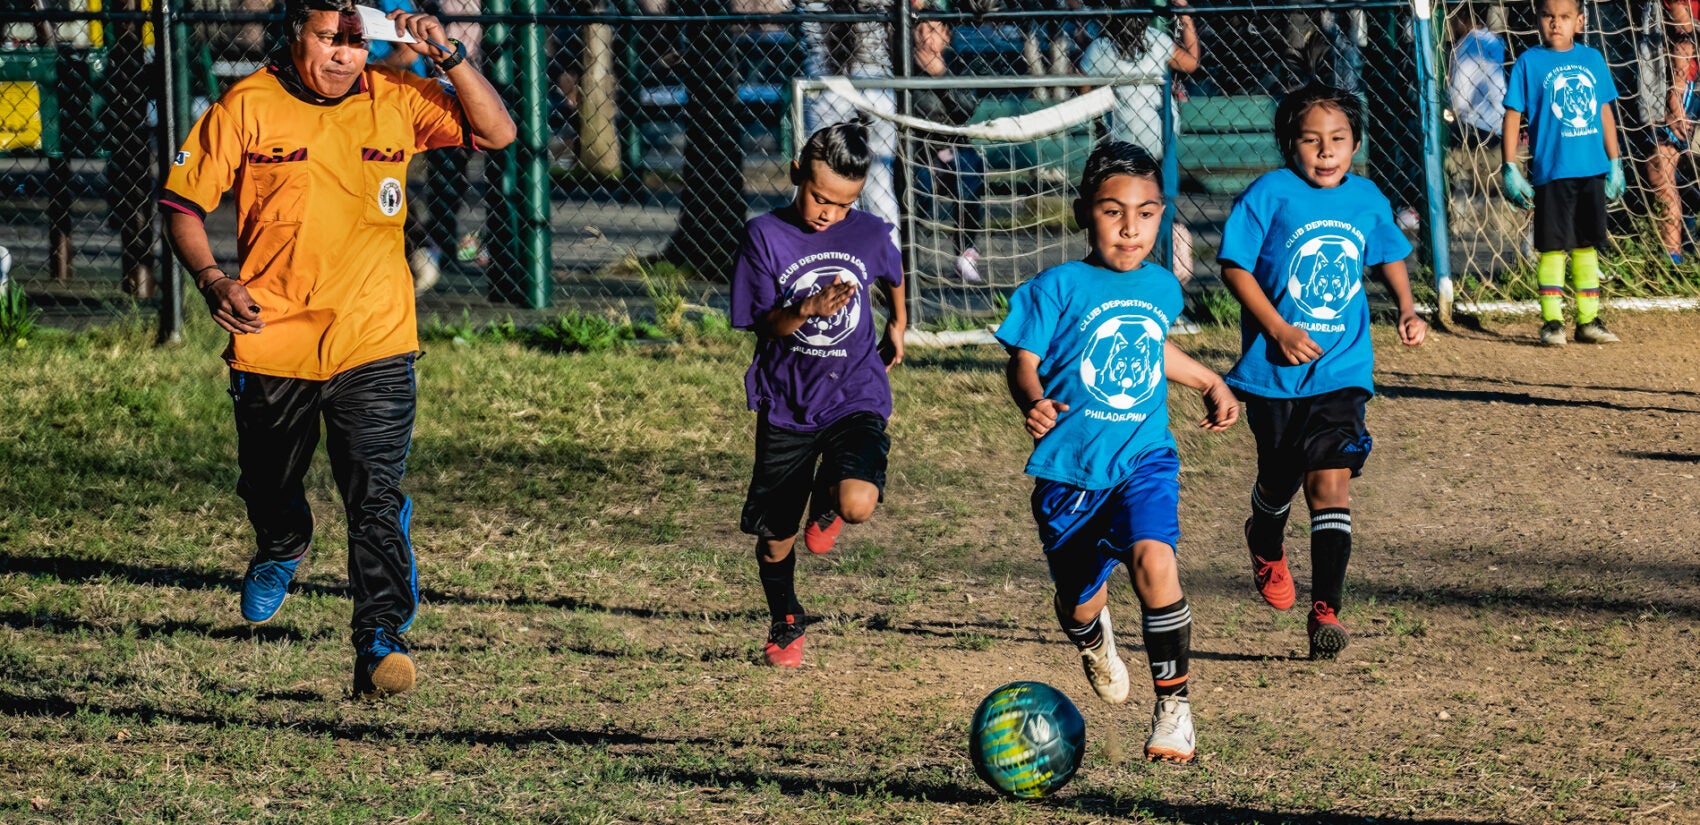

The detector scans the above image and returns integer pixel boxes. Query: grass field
[1,313,1697,824]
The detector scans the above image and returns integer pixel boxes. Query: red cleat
[763,615,805,668]
[1246,519,1295,610]
[1307,602,1350,660]
[803,510,843,554]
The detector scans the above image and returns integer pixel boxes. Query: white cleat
[1077,607,1130,705]
[953,247,983,283]
[1145,695,1196,763]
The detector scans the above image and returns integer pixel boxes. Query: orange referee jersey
[164,63,470,381]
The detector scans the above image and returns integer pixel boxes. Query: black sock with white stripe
[1141,598,1191,698]
[1310,508,1352,611]
[1248,484,1291,561]
[1056,595,1103,649]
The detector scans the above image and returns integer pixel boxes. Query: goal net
[793,75,1166,328]
[1442,0,1700,313]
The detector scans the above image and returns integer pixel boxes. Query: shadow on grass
[889,618,1300,662]
[1376,381,1699,415]
[1188,563,1700,619]
[1620,450,1700,463]
[0,609,319,643]
[0,552,769,621]
[0,687,1514,823]
[1382,370,1700,401]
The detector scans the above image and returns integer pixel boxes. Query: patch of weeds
[952,632,995,652]
[634,256,691,335]
[0,282,40,346]
[528,311,635,353]
[1185,285,1241,327]
[1387,607,1429,639]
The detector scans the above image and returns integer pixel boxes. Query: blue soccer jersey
[995,259,1184,490]
[1219,168,1413,399]
[1504,44,1618,185]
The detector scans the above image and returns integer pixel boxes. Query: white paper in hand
[356,5,416,43]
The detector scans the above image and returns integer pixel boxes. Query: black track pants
[229,353,419,635]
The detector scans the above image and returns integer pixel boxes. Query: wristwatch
[434,39,466,73]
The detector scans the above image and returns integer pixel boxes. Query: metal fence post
[156,0,183,345]
[481,0,523,304]
[1411,0,1453,323]
[517,0,551,309]
[1162,69,1178,279]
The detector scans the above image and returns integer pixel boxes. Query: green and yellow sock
[1538,251,1568,323]
[1571,247,1602,324]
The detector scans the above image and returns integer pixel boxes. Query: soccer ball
[968,681,1086,799]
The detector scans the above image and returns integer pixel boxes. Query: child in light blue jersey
[1501,0,1625,345]
[997,141,1238,764]
[1218,83,1426,661]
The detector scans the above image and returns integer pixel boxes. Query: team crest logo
[1079,313,1165,411]
[1550,69,1598,131]
[1285,234,1363,321]
[377,177,403,216]
[789,266,861,348]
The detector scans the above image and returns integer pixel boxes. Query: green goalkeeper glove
[1502,163,1535,209]
[1605,157,1625,203]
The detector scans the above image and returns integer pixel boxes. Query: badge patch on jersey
[378,177,403,216]
[1078,312,1166,411]
[787,265,862,348]
[173,151,190,166]
[1284,233,1364,321]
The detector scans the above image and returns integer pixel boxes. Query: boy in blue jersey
[1501,0,1625,345]
[1219,83,1427,661]
[997,141,1239,763]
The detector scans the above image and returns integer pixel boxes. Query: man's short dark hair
[1274,83,1364,166]
[1077,140,1162,205]
[285,0,358,41]
[797,122,873,181]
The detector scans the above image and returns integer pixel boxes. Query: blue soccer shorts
[1028,448,1182,607]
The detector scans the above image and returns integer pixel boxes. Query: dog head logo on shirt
[789,265,862,348]
[1285,234,1363,321]
[1079,313,1166,411]
[1549,68,1598,131]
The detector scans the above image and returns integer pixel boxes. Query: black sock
[1055,596,1103,649]
[757,547,801,624]
[1310,508,1352,611]
[1248,484,1292,560]
[1141,598,1191,698]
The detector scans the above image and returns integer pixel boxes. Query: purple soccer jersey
[731,207,904,431]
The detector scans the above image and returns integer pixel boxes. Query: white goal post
[791,74,1169,329]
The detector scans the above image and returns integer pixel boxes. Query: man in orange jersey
[160,0,514,699]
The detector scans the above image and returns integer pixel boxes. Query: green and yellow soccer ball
[969,681,1086,799]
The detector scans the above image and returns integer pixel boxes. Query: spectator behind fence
[160,0,515,698]
[1647,0,1698,263]
[798,0,901,248]
[911,0,988,282]
[1446,7,1524,260]
[1078,0,1198,282]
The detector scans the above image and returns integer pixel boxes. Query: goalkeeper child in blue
[996,141,1239,763]
[1501,0,1626,345]
[1217,83,1427,661]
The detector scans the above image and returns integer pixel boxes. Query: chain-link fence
[1442,0,1700,311]
[1,1,1452,337]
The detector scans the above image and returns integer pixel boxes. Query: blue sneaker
[353,628,416,699]
[240,554,304,624]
